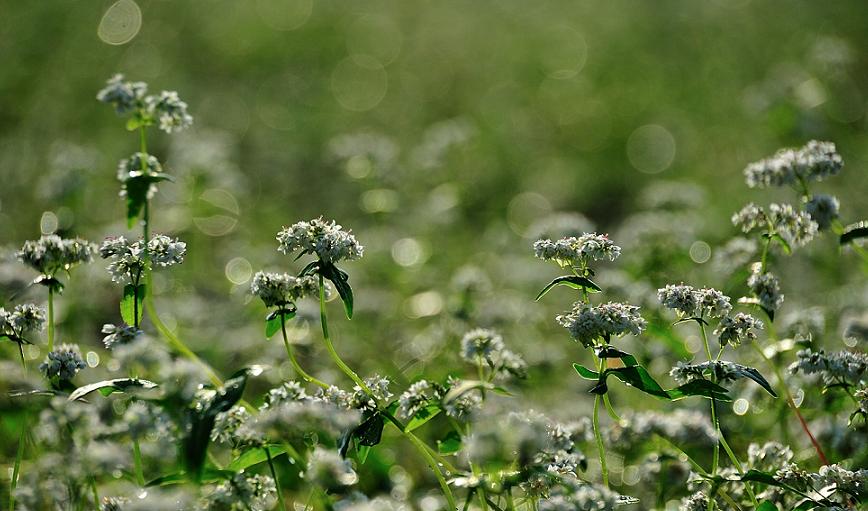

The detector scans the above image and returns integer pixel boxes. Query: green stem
[265,449,287,511]
[593,356,609,488]
[91,478,100,508]
[699,321,720,478]
[9,424,26,510]
[318,274,369,394]
[406,431,457,511]
[132,437,145,486]
[280,312,328,388]
[47,288,55,351]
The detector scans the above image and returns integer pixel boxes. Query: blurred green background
[2,0,868,441]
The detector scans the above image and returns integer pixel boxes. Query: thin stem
[132,437,145,486]
[266,449,287,511]
[9,425,26,510]
[750,340,829,465]
[91,477,100,508]
[280,312,328,388]
[593,356,609,488]
[47,288,55,351]
[406,431,457,511]
[506,490,516,511]
[318,274,370,393]
[699,321,720,478]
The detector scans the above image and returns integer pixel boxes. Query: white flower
[714,312,763,347]
[747,263,784,313]
[789,349,868,384]
[145,90,193,133]
[17,235,96,277]
[147,234,186,267]
[397,379,436,420]
[101,323,143,349]
[732,203,768,233]
[657,284,700,317]
[39,344,86,380]
[556,301,646,347]
[460,328,505,363]
[97,74,147,115]
[250,271,319,307]
[304,447,358,491]
[0,303,46,339]
[533,233,620,267]
[743,140,843,188]
[277,217,364,263]
[768,203,818,247]
[804,194,840,231]
[100,235,185,283]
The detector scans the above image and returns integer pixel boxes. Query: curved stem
[318,274,369,394]
[47,288,55,351]
[593,355,609,487]
[9,424,26,510]
[90,477,100,508]
[266,449,287,511]
[406,431,457,511]
[280,313,328,388]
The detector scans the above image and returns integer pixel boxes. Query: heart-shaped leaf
[535,275,602,301]
[121,284,146,327]
[68,378,158,401]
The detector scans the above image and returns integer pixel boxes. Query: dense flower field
[1,72,866,511]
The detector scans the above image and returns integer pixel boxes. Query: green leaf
[405,402,442,432]
[535,275,602,301]
[120,284,146,327]
[183,371,249,482]
[322,263,354,319]
[438,430,462,454]
[573,363,599,380]
[353,441,372,463]
[728,364,778,398]
[340,412,385,459]
[146,467,232,487]
[68,378,158,401]
[771,233,792,255]
[840,221,868,245]
[264,308,296,339]
[593,346,639,367]
[126,116,143,131]
[755,501,777,511]
[741,469,779,486]
[227,445,287,471]
[667,380,732,402]
[591,366,670,399]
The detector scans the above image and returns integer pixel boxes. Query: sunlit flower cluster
[789,348,868,384]
[556,301,646,347]
[96,74,147,114]
[657,284,732,318]
[804,194,840,231]
[98,74,193,134]
[250,271,319,307]
[39,344,87,380]
[99,235,186,283]
[713,312,764,347]
[145,91,193,133]
[100,323,143,349]
[0,303,46,339]
[17,235,96,277]
[732,203,818,247]
[747,263,784,313]
[743,140,843,188]
[277,217,364,263]
[533,233,621,267]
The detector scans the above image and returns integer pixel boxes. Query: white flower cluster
[669,360,750,385]
[743,140,843,188]
[396,379,437,420]
[255,386,361,444]
[117,152,162,182]
[96,74,147,114]
[304,447,359,491]
[211,405,264,449]
[556,301,646,347]
[732,203,818,247]
[814,464,868,497]
[714,312,763,347]
[538,478,621,511]
[747,263,784,313]
[250,271,319,307]
[201,473,276,511]
[277,217,364,264]
[101,323,143,349]
[145,91,193,133]
[533,233,621,267]
[441,376,483,420]
[657,284,732,318]
[804,193,840,231]
[747,441,794,470]
[0,303,46,339]
[606,410,716,449]
[17,235,96,277]
[97,75,193,134]
[458,328,527,377]
[39,344,87,380]
[789,348,868,384]
[99,235,186,283]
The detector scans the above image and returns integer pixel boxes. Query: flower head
[99,235,185,283]
[250,271,319,307]
[460,328,505,363]
[97,74,147,115]
[17,235,96,277]
[277,217,364,264]
[101,323,144,349]
[533,233,620,267]
[714,312,763,347]
[804,194,840,231]
[147,234,187,267]
[145,90,193,133]
[556,301,646,347]
[789,349,868,384]
[743,140,843,188]
[397,379,438,420]
[304,448,358,491]
[768,203,818,247]
[0,303,46,339]
[747,263,784,313]
[39,344,87,380]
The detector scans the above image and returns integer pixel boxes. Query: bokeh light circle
[331,56,388,112]
[98,0,142,45]
[627,124,676,174]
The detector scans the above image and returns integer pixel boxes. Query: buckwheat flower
[714,312,763,347]
[768,202,818,247]
[748,442,794,470]
[256,399,360,444]
[250,271,319,307]
[804,194,840,231]
[262,380,310,409]
[442,377,482,420]
[732,203,768,233]
[277,217,364,263]
[101,323,143,349]
[856,388,868,416]
[747,263,784,313]
[97,74,147,115]
[743,140,843,188]
[1,303,46,338]
[657,284,700,317]
[347,374,393,411]
[556,301,646,347]
[39,343,87,380]
[117,152,162,181]
[397,379,436,420]
[100,237,146,283]
[494,349,528,379]
[202,473,276,511]
[678,491,713,511]
[698,288,732,318]
[211,405,254,445]
[813,464,868,497]
[145,90,193,133]
[607,410,715,449]
[305,447,358,491]
[799,140,844,182]
[789,349,868,384]
[533,233,621,267]
[539,480,621,511]
[17,235,96,277]
[460,328,505,364]
[147,234,186,267]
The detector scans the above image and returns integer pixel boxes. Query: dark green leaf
[840,221,868,245]
[673,316,709,327]
[227,445,287,471]
[68,378,158,401]
[438,430,462,455]
[535,275,602,301]
[183,372,249,482]
[405,403,442,432]
[120,284,146,327]
[728,364,778,398]
[741,469,779,486]
[322,263,354,319]
[771,233,792,255]
[593,346,639,367]
[146,467,232,487]
[264,308,295,339]
[591,366,670,399]
[755,501,777,511]
[667,380,732,402]
[573,363,599,380]
[340,412,385,459]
